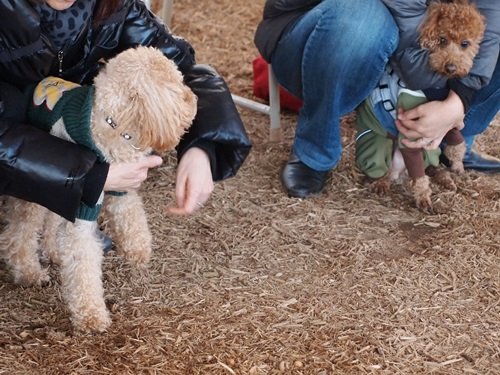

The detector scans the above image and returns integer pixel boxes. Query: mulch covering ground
[0,1,499,374]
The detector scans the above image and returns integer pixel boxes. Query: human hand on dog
[104,155,163,191]
[396,91,464,150]
[166,147,213,215]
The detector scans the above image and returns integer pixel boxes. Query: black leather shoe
[281,153,328,198]
[441,150,500,174]
[97,228,113,253]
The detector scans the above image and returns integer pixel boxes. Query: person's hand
[396,90,465,150]
[104,155,163,191]
[166,147,214,215]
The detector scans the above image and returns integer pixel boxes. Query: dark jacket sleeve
[177,64,251,181]
[0,119,104,222]
[95,0,251,181]
[255,0,322,62]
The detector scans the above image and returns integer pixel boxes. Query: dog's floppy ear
[131,69,197,153]
[119,46,197,153]
[420,3,443,49]
[93,46,197,154]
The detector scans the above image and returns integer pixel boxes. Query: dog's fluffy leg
[58,220,111,332]
[427,165,457,191]
[0,198,49,286]
[369,175,392,195]
[444,142,466,174]
[412,175,433,212]
[103,193,152,266]
[40,211,64,265]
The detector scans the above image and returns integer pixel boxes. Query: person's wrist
[446,90,465,115]
[188,146,210,160]
[185,142,216,178]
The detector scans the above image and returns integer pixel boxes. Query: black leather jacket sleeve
[178,64,252,181]
[97,1,251,180]
[0,120,102,222]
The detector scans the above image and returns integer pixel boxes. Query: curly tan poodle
[0,46,197,332]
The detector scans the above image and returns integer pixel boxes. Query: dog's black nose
[445,63,457,75]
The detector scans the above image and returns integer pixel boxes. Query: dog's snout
[445,63,457,75]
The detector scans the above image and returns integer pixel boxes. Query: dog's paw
[444,143,466,175]
[432,169,457,191]
[14,268,50,287]
[73,311,111,333]
[123,247,151,267]
[449,161,465,175]
[369,178,391,195]
[412,176,433,213]
[415,194,433,214]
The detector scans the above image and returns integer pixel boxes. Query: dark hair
[28,0,123,24]
[94,0,123,24]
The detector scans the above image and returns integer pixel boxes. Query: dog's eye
[461,40,471,49]
[439,37,448,46]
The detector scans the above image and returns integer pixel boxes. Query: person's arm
[176,64,252,181]
[0,119,100,221]
[94,1,251,214]
[96,1,251,180]
[396,90,464,150]
[165,147,213,215]
[0,119,164,219]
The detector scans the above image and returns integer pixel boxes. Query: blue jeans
[463,57,500,138]
[271,0,399,171]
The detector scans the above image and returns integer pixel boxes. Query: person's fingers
[165,206,189,215]
[165,190,208,216]
[400,136,442,150]
[400,137,427,149]
[395,119,422,139]
[174,174,187,209]
[397,106,421,122]
[141,155,163,168]
[423,139,440,150]
[165,201,204,216]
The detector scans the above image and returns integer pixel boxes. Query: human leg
[272,0,398,171]
[460,58,500,173]
[271,0,398,196]
[462,58,500,137]
[462,57,500,173]
[434,59,500,172]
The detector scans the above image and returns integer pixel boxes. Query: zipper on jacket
[58,50,64,75]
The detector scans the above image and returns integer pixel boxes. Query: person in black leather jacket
[0,0,251,221]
